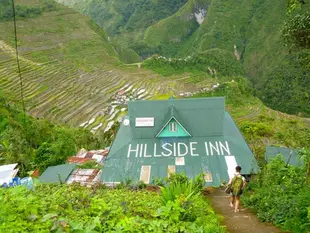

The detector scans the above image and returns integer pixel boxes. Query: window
[169,122,177,132]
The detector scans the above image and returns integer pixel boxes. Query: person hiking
[228,166,246,212]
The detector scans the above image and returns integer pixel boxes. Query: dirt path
[208,188,286,233]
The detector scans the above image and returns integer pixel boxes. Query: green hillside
[143,49,245,77]
[144,0,310,115]
[55,0,189,58]
[59,0,310,117]
[0,0,199,134]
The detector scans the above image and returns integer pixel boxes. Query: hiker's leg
[230,195,234,207]
[235,196,240,212]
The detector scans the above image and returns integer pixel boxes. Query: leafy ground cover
[0,174,225,233]
[241,149,310,233]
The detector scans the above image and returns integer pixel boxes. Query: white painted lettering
[204,142,209,156]
[219,141,231,155]
[128,141,231,158]
[173,143,177,157]
[144,144,152,157]
[190,142,199,156]
[154,143,161,157]
[127,144,139,158]
[162,143,172,157]
[209,142,220,156]
[177,143,188,157]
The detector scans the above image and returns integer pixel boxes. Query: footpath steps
[208,188,286,233]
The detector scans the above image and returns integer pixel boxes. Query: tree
[287,0,306,14]
[282,12,310,49]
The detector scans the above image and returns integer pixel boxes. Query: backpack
[231,175,243,196]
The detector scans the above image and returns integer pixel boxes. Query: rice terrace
[0,0,200,134]
[0,0,310,232]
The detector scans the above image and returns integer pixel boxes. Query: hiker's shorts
[231,190,243,197]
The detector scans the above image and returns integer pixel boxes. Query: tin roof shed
[265,146,302,166]
[39,164,76,183]
[0,163,19,186]
[66,169,101,187]
[101,97,259,186]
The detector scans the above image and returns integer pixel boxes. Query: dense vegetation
[143,49,245,77]
[242,149,310,233]
[0,174,225,232]
[60,0,310,117]
[56,0,188,58]
[0,93,117,176]
[191,79,310,157]
[74,0,188,35]
[0,0,56,22]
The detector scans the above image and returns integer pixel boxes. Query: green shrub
[160,173,205,205]
[165,172,189,185]
[0,183,225,232]
[240,122,274,138]
[160,181,199,205]
[152,177,165,186]
[242,150,310,233]
[282,11,310,49]
[136,180,147,189]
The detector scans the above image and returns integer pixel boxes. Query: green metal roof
[102,97,258,186]
[39,164,76,183]
[156,106,191,137]
[265,146,302,166]
[128,97,225,139]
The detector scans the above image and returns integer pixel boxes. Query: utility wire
[11,0,26,123]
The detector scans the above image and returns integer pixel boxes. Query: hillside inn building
[101,97,258,186]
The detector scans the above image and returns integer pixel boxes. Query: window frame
[169,122,178,132]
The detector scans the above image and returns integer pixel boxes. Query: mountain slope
[55,0,188,57]
[0,0,199,134]
[60,0,310,116]
[141,0,310,116]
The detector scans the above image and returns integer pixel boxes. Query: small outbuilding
[265,146,302,166]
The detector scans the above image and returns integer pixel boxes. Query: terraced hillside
[58,0,310,117]
[0,0,201,134]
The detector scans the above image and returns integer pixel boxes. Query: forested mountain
[56,0,310,117]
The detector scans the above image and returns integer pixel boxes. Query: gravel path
[208,188,287,233]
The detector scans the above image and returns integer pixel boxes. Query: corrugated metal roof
[0,163,18,172]
[31,169,40,178]
[101,97,258,186]
[39,164,76,183]
[67,157,94,164]
[0,168,19,186]
[66,169,101,187]
[68,149,108,164]
[265,146,302,166]
[128,97,225,139]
